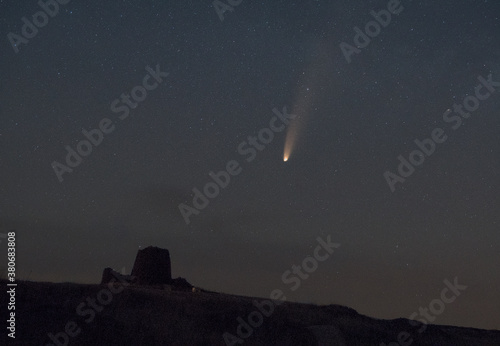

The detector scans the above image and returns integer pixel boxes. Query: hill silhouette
[4,247,498,345]
[2,278,500,345]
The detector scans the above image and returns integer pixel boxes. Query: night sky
[1,0,499,330]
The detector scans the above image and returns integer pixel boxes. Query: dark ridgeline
[3,247,499,345]
[5,277,500,346]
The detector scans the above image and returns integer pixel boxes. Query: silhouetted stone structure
[131,246,172,285]
[99,246,192,290]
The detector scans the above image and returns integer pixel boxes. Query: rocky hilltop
[3,247,498,345]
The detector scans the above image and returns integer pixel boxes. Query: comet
[283,113,301,162]
[282,72,315,163]
[282,41,331,163]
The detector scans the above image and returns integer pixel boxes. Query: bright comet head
[283,156,288,162]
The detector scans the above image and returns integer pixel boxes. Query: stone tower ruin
[131,246,172,285]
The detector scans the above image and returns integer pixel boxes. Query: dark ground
[1,279,499,345]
